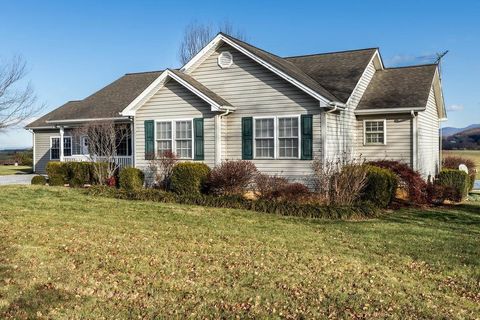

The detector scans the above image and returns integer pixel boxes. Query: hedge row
[46,161,109,186]
[85,186,379,220]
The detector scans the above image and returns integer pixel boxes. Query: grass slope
[0,186,479,319]
[443,150,480,178]
[0,166,32,176]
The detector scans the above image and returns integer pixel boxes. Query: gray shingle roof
[221,33,340,101]
[26,71,163,128]
[285,48,377,103]
[169,69,232,107]
[357,64,437,111]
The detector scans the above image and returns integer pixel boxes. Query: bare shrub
[254,174,310,202]
[147,150,178,189]
[206,160,258,195]
[311,157,368,205]
[73,121,129,184]
[255,174,288,200]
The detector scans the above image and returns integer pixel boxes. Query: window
[156,121,172,156]
[155,120,193,159]
[50,137,60,160]
[175,121,192,158]
[255,118,274,158]
[364,120,386,145]
[63,137,72,157]
[278,117,299,158]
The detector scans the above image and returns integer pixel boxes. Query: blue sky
[1,0,479,148]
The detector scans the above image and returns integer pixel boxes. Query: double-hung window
[155,120,193,159]
[278,117,299,158]
[255,118,275,158]
[254,116,300,159]
[51,137,60,160]
[175,121,192,158]
[364,120,386,145]
[63,137,72,157]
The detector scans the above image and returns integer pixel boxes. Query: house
[26,33,447,181]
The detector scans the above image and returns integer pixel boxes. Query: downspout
[59,126,65,162]
[411,110,417,171]
[215,108,232,166]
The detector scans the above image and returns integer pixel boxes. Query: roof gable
[181,33,338,103]
[285,48,378,103]
[121,69,233,116]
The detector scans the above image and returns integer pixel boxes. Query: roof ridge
[124,70,165,75]
[385,63,437,70]
[284,47,379,59]
[219,32,284,59]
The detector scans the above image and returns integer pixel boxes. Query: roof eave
[355,107,425,115]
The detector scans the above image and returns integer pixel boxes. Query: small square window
[364,120,386,145]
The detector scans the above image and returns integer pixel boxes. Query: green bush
[45,161,112,186]
[85,186,379,220]
[48,175,65,186]
[31,175,46,185]
[170,162,210,195]
[65,162,93,187]
[436,169,470,202]
[362,165,398,208]
[119,167,145,191]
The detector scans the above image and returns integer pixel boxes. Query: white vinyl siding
[326,58,378,161]
[189,44,322,181]
[356,115,412,164]
[134,80,215,168]
[33,129,59,173]
[417,87,440,178]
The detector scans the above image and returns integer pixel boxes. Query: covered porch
[53,124,134,169]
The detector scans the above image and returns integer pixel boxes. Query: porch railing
[63,155,133,169]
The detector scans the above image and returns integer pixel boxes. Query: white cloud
[446,104,464,112]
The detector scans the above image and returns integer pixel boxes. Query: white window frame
[363,119,387,145]
[154,119,194,160]
[63,136,72,157]
[253,115,301,160]
[50,136,61,160]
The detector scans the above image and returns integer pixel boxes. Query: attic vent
[218,51,233,69]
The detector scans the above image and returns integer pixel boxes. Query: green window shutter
[301,114,313,160]
[144,120,155,160]
[193,118,204,160]
[242,117,253,160]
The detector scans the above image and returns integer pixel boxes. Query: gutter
[325,101,346,113]
[45,117,128,124]
[355,107,425,115]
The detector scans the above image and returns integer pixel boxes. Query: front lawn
[0,165,32,175]
[0,186,479,318]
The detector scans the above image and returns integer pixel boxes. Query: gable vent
[218,51,233,69]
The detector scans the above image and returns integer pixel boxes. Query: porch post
[59,126,64,162]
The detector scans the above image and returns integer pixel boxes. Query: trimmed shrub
[170,162,210,195]
[46,162,68,180]
[65,162,93,187]
[442,156,476,191]
[119,167,145,191]
[206,160,258,195]
[31,175,46,185]
[361,165,398,208]
[85,186,379,220]
[368,160,427,205]
[48,175,65,186]
[436,169,470,202]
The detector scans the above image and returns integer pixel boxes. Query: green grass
[444,150,480,179]
[0,165,32,175]
[1,186,479,319]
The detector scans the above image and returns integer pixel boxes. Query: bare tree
[146,150,178,189]
[178,21,247,65]
[73,121,129,185]
[0,55,42,130]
